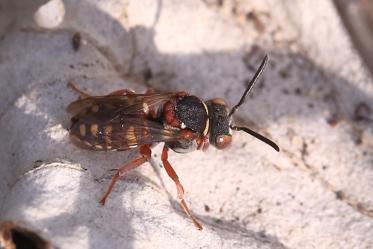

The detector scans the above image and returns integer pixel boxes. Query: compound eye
[215,135,232,150]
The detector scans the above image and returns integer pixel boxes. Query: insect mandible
[66,55,279,230]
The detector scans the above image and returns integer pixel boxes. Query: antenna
[229,55,268,117]
[228,55,279,152]
[230,126,279,152]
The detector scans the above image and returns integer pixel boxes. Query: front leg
[196,135,209,151]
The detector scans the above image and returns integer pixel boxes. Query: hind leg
[99,145,152,205]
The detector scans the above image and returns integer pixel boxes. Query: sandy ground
[0,0,372,248]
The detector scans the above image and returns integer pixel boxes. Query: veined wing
[102,117,184,150]
[70,115,185,151]
[66,93,177,117]
[67,93,190,151]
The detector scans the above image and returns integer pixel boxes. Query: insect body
[66,55,279,230]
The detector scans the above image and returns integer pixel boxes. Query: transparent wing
[66,93,177,117]
[101,117,183,150]
[67,93,188,150]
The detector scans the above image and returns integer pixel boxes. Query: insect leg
[99,145,152,205]
[196,136,209,151]
[67,81,92,98]
[161,145,203,230]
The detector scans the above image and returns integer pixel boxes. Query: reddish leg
[161,145,203,230]
[202,140,209,151]
[67,81,91,98]
[99,145,152,205]
[196,136,209,151]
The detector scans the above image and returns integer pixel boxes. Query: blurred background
[334,0,373,77]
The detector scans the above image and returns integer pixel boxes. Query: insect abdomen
[69,119,113,151]
[68,102,119,151]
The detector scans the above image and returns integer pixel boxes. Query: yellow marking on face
[79,124,86,136]
[202,102,210,136]
[90,124,98,137]
[126,126,137,144]
[91,105,99,112]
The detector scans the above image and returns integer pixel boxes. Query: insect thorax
[174,95,209,135]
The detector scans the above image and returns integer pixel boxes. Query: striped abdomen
[69,102,154,151]
[69,103,115,151]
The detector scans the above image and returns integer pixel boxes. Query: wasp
[66,55,279,230]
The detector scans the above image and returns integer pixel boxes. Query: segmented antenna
[229,55,268,117]
[230,125,279,152]
[229,55,279,152]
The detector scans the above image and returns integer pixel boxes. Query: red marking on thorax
[164,101,181,128]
